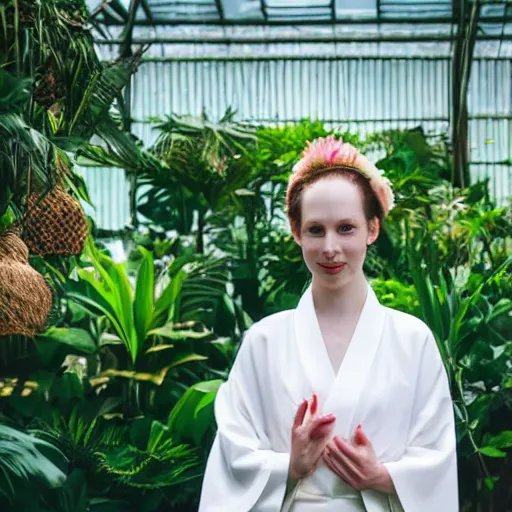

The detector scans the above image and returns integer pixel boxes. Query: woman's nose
[322,232,340,257]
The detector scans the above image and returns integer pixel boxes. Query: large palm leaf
[0,422,67,502]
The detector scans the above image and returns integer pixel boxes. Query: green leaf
[479,446,506,458]
[488,431,512,450]
[194,390,217,417]
[166,353,208,370]
[0,423,67,499]
[152,270,186,329]
[147,325,210,340]
[144,344,174,355]
[134,247,155,351]
[37,327,97,354]
[168,380,222,443]
[486,298,512,323]
[484,477,500,491]
[146,420,167,453]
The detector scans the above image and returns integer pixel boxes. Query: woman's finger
[354,425,372,447]
[331,449,364,481]
[309,414,336,440]
[323,450,356,488]
[310,393,318,416]
[293,399,308,429]
[333,436,360,464]
[325,443,363,478]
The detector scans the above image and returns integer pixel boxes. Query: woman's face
[293,176,379,291]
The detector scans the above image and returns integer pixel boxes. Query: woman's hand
[322,425,395,494]
[289,394,336,481]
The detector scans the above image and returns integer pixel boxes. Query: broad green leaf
[134,247,155,350]
[152,269,187,329]
[85,240,137,362]
[194,390,219,418]
[488,431,512,449]
[37,327,96,354]
[479,446,506,458]
[168,380,222,441]
[0,424,67,497]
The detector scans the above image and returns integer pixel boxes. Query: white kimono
[199,284,458,512]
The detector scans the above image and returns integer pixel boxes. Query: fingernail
[357,424,362,430]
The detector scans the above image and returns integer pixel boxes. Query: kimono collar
[293,282,386,436]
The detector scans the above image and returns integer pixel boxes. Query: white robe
[199,284,458,512]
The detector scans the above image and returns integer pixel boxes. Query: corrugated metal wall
[84,55,511,230]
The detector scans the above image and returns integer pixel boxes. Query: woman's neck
[311,273,368,319]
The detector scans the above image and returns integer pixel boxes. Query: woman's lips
[318,263,346,274]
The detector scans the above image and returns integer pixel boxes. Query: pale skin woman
[287,175,396,495]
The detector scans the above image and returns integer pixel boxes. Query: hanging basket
[33,60,64,109]
[0,229,29,264]
[23,187,88,256]
[0,231,53,336]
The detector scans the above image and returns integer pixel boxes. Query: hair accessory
[291,135,395,216]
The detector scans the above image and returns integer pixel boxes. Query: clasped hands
[289,394,394,494]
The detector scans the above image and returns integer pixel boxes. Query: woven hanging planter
[33,60,64,109]
[0,231,53,336]
[23,187,88,256]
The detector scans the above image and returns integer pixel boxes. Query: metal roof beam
[214,0,225,21]
[260,0,268,21]
[140,0,153,22]
[106,0,130,21]
[266,4,331,9]
[94,14,512,25]
[95,33,512,44]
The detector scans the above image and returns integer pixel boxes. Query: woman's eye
[308,226,323,235]
[339,225,353,233]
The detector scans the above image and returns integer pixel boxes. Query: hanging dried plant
[23,187,88,257]
[0,231,52,336]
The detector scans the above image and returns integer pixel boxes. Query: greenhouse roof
[87,0,511,28]
[87,1,512,57]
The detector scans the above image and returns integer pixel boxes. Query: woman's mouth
[318,263,346,274]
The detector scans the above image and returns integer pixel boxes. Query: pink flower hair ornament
[289,135,395,217]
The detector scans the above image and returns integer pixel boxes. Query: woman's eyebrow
[305,218,356,224]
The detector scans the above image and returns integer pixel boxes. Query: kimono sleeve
[384,331,458,512]
[198,328,291,512]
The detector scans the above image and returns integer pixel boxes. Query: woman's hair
[286,136,395,236]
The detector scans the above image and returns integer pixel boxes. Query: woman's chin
[315,272,350,289]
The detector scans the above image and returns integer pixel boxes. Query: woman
[199,136,458,512]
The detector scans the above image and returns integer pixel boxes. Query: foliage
[370,278,421,317]
[0,0,156,219]
[65,238,225,416]
[0,420,67,508]
[1,72,510,512]
[137,110,257,253]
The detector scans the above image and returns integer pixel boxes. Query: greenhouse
[0,0,511,511]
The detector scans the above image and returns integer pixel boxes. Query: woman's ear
[366,218,380,246]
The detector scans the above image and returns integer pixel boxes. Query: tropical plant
[0,0,158,222]
[406,224,512,511]
[137,110,257,253]
[0,421,67,508]
[64,239,201,414]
